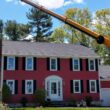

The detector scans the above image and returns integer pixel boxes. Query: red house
[2,40,100,103]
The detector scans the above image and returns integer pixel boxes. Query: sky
[0,0,110,28]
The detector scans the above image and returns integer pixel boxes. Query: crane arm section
[21,0,110,48]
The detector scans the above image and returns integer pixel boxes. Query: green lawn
[10,107,110,110]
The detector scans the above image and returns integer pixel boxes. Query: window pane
[26,81,33,94]
[7,81,14,94]
[26,58,33,70]
[73,59,79,70]
[74,81,80,93]
[51,82,57,94]
[90,60,94,70]
[51,59,57,70]
[91,81,95,92]
[8,57,15,70]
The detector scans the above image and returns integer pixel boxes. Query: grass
[10,107,110,110]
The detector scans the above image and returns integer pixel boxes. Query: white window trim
[72,58,80,71]
[6,80,15,94]
[7,56,15,70]
[25,57,33,71]
[73,80,81,93]
[50,58,58,71]
[88,59,95,71]
[89,80,97,93]
[25,80,33,94]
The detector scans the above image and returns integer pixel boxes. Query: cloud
[72,0,83,3]
[5,0,84,8]
[64,1,72,6]
[32,0,84,9]
[5,0,13,2]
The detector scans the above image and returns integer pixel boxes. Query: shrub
[85,96,93,106]
[34,89,46,106]
[2,83,12,102]
[20,97,28,107]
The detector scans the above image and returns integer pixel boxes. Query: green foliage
[34,89,46,106]
[27,8,53,42]
[91,9,110,64]
[49,27,67,43]
[2,83,12,102]
[5,20,30,41]
[84,96,93,106]
[0,19,3,40]
[63,8,92,46]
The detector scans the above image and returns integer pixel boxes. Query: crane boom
[21,0,110,48]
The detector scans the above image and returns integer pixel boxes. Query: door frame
[45,75,63,101]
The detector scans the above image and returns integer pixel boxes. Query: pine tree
[27,8,53,42]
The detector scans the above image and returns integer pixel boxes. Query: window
[89,59,95,71]
[73,58,80,71]
[50,58,57,71]
[73,80,81,93]
[25,80,33,94]
[89,80,97,93]
[6,80,15,94]
[7,56,15,70]
[26,57,33,70]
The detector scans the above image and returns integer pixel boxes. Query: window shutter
[87,80,90,93]
[81,80,83,93]
[47,58,50,70]
[70,80,73,93]
[15,57,18,70]
[96,80,99,93]
[22,80,25,94]
[95,59,98,71]
[86,59,89,71]
[57,58,60,71]
[22,57,25,70]
[15,80,18,94]
[34,57,37,70]
[80,59,82,71]
[4,56,7,70]
[33,80,37,93]
[70,58,73,71]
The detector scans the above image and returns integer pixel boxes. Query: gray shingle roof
[2,40,99,58]
[99,65,110,80]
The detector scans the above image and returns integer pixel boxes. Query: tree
[92,9,110,64]
[5,20,30,41]
[63,8,92,46]
[34,89,46,106]
[49,27,67,43]
[27,8,53,42]
[0,19,3,40]
[2,83,12,103]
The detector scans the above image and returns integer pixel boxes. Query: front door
[45,76,63,101]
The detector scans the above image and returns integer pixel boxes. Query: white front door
[45,76,63,101]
